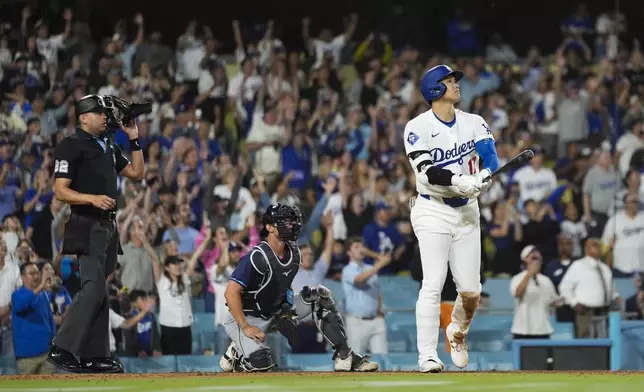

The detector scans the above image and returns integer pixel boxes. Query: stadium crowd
[1,2,644,374]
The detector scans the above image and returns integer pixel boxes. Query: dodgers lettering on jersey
[404,109,494,199]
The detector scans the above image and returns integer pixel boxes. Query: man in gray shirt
[553,55,589,157]
[290,215,333,353]
[583,150,621,237]
[118,224,157,293]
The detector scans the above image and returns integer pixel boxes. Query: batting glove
[451,174,481,197]
[474,169,493,192]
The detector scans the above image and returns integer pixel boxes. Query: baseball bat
[491,149,535,178]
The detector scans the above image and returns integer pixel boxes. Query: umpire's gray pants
[223,293,313,358]
[54,219,117,358]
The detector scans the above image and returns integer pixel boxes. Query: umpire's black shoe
[80,357,124,373]
[47,345,84,373]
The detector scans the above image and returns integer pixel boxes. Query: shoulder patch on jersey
[407,132,420,146]
[482,122,492,136]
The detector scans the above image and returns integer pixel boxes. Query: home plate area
[1,372,643,392]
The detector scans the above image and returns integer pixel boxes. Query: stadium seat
[200,331,217,353]
[466,330,510,352]
[382,353,418,371]
[387,329,409,352]
[192,334,203,354]
[0,356,17,375]
[191,298,206,313]
[192,312,214,334]
[176,354,221,372]
[122,356,177,373]
[284,353,334,371]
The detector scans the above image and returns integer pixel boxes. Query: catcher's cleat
[219,343,239,372]
[333,351,379,372]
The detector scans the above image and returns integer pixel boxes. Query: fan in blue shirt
[361,202,405,274]
[11,262,56,360]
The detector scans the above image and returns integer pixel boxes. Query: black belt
[73,209,116,222]
[419,194,469,208]
[348,314,377,321]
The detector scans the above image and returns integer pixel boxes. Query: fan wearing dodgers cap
[510,245,562,340]
[404,65,499,372]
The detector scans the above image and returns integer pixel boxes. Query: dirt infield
[2,370,638,381]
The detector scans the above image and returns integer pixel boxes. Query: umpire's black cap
[75,95,109,116]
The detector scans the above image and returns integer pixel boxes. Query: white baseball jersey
[601,211,644,273]
[512,165,557,202]
[404,109,493,199]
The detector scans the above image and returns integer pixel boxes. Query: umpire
[47,95,144,373]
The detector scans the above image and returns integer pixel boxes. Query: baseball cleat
[446,323,469,368]
[219,342,239,372]
[419,357,445,373]
[334,351,379,372]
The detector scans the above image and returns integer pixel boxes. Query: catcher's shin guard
[301,285,351,359]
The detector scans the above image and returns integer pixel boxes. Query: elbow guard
[408,150,454,186]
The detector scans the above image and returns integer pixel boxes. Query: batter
[404,65,499,373]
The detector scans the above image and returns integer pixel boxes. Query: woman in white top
[150,230,210,355]
[510,245,562,339]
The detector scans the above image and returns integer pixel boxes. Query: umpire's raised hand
[243,325,265,343]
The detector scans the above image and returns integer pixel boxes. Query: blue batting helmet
[419,65,464,102]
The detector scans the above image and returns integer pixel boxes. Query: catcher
[218,203,379,372]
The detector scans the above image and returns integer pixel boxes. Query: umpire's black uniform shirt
[52,127,129,358]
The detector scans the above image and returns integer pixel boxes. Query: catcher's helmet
[419,65,463,102]
[75,95,110,116]
[260,204,303,242]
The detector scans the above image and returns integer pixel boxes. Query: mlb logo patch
[407,132,420,146]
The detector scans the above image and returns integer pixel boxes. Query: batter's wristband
[129,138,142,151]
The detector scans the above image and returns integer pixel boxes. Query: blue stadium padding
[176,354,221,372]
[0,356,17,375]
[200,331,217,352]
[511,339,612,370]
[122,356,178,373]
[387,330,409,352]
[191,298,206,313]
[621,321,644,370]
[284,353,334,371]
[478,351,514,370]
[551,324,574,340]
[609,311,621,371]
[381,353,418,371]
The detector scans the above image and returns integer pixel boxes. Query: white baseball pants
[410,195,482,365]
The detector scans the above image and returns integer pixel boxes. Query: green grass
[1,372,644,392]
